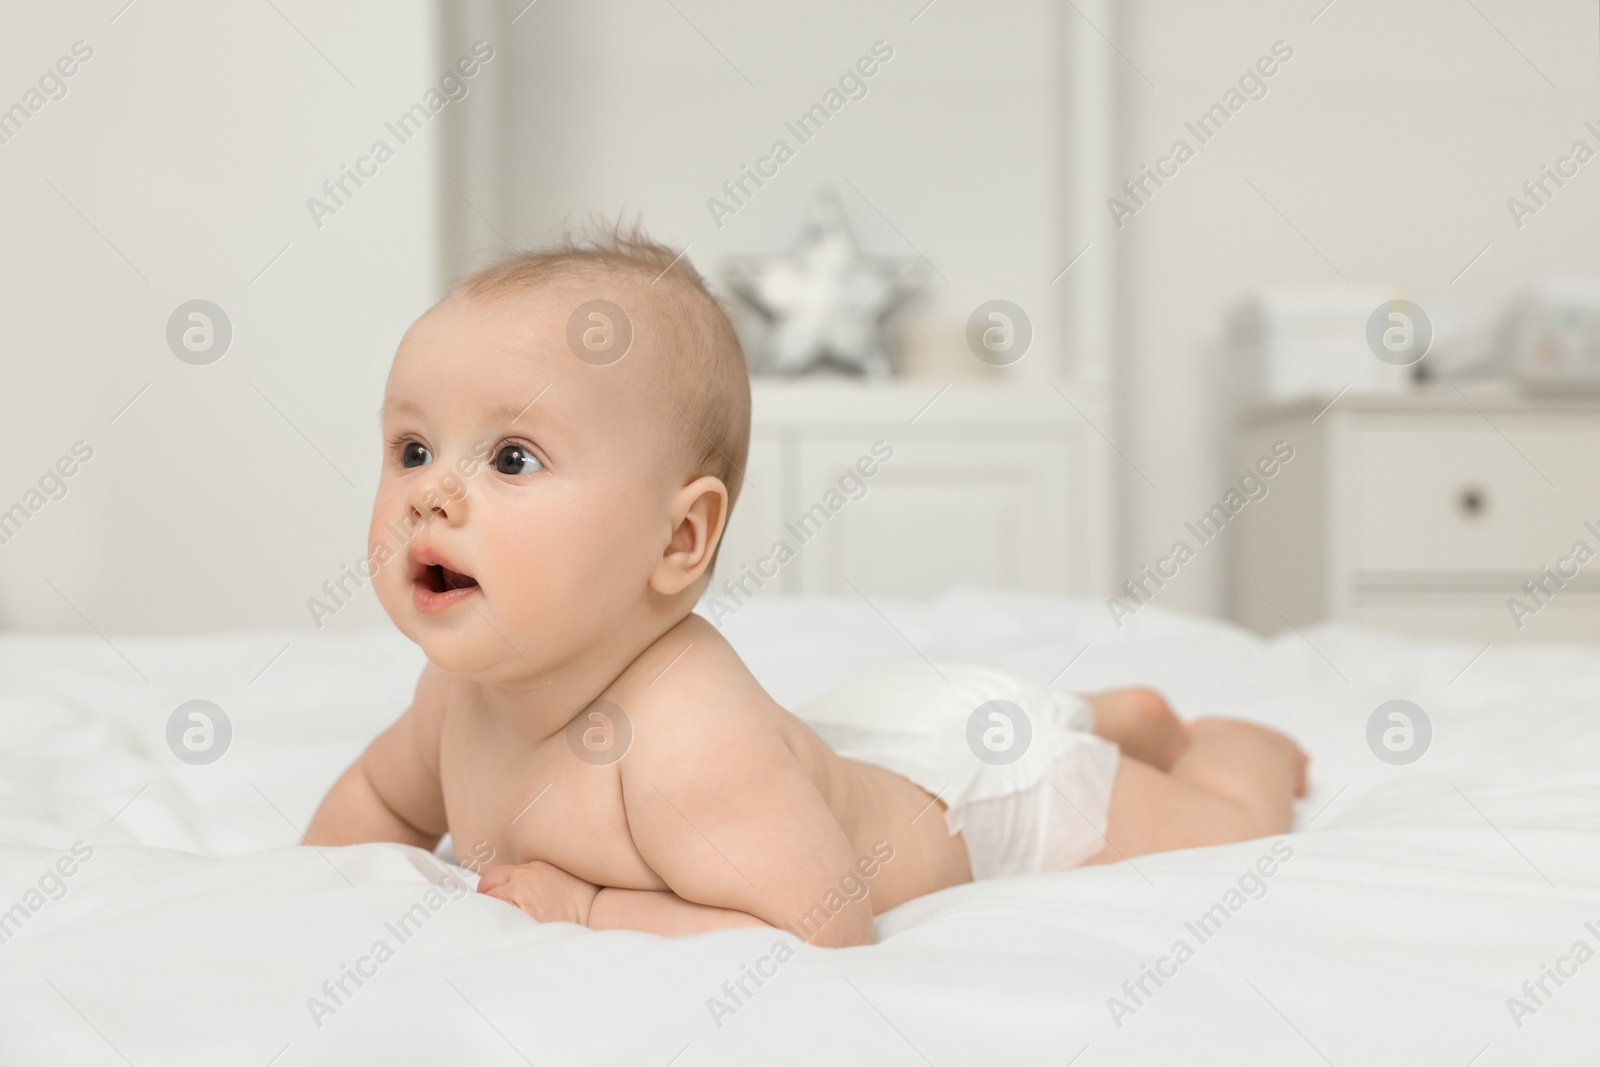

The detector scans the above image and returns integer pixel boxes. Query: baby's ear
[650,475,729,596]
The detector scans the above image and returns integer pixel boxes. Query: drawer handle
[1458,486,1486,517]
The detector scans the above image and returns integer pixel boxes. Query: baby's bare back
[435,614,971,917]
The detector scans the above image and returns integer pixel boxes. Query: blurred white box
[1428,277,1600,389]
[1229,287,1420,401]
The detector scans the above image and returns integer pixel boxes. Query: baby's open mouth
[421,563,479,594]
[407,545,482,614]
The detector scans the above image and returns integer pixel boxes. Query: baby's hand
[478,860,601,927]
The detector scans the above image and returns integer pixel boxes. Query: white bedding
[1,588,1597,1065]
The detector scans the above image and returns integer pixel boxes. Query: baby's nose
[407,469,469,523]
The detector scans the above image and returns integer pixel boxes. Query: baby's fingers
[477,865,514,892]
[482,883,534,917]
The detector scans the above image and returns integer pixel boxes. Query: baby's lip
[407,544,479,591]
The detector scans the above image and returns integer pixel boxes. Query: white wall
[470,0,1073,384]
[0,0,439,634]
[1110,0,1600,618]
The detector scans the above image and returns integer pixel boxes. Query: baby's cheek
[369,550,405,613]
[484,524,568,599]
[367,522,406,588]
[484,489,642,614]
[367,496,408,573]
[493,530,619,633]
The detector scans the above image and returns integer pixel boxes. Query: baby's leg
[1077,719,1307,865]
[1083,688,1189,772]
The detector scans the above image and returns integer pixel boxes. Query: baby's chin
[396,607,551,684]
[391,613,473,669]
[380,595,486,675]
[408,631,475,675]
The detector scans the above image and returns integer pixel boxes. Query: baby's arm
[590,887,772,935]
[615,686,875,947]
[305,663,449,849]
[477,858,771,934]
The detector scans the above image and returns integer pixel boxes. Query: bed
[1,588,1595,1065]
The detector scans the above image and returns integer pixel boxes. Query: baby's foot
[1189,717,1310,798]
[1087,687,1191,771]
[1276,733,1310,798]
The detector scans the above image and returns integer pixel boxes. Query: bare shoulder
[604,612,778,748]
[604,612,844,835]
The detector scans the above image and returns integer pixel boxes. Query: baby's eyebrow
[377,397,423,425]
[492,382,556,428]
[376,393,555,430]
[489,402,537,427]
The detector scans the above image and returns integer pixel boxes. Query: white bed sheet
[1,588,1597,1065]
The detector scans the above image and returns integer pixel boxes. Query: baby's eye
[494,442,543,475]
[399,441,432,468]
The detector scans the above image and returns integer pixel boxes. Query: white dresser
[1234,385,1600,645]
[707,381,1112,606]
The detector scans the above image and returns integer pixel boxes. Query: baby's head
[369,228,749,679]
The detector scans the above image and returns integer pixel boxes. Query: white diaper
[794,662,1122,881]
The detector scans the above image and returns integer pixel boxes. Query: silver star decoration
[726,188,926,377]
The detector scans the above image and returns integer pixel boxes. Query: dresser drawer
[706,382,1106,605]
[1347,414,1600,574]
[790,433,1077,598]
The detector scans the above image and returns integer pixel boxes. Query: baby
[306,231,1309,947]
